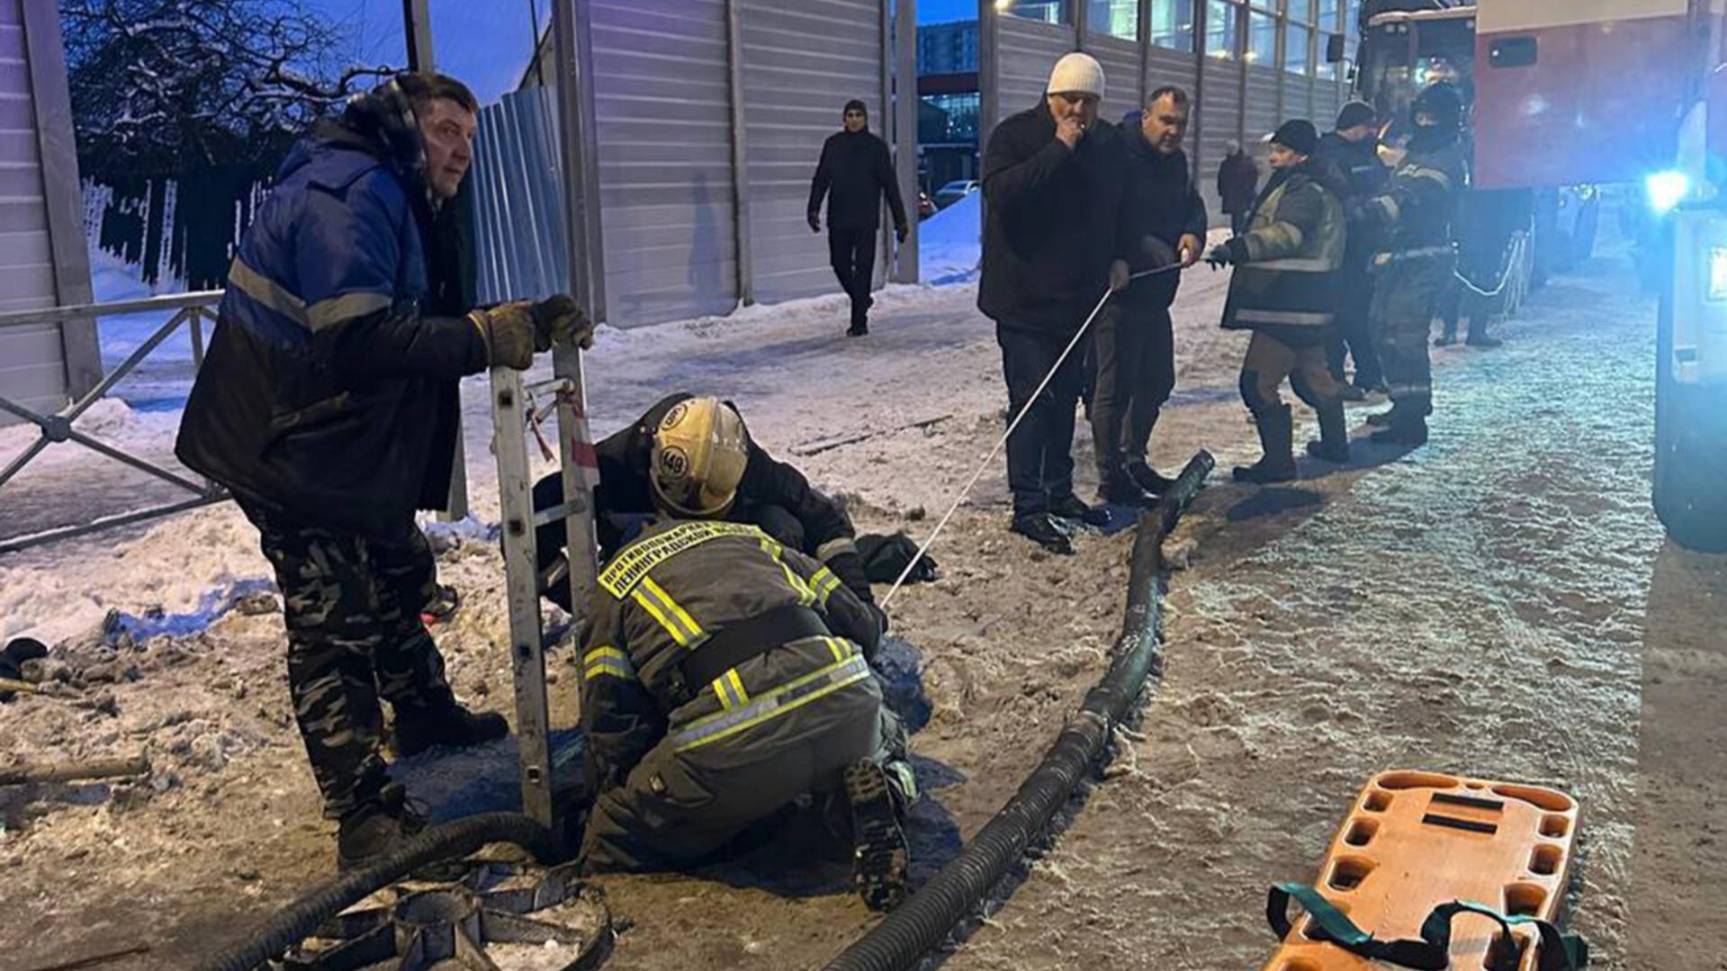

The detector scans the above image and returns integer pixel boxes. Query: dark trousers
[1372,257,1451,418]
[829,227,878,326]
[997,323,1090,516]
[239,501,454,819]
[1326,268,1384,387]
[1090,300,1176,475]
[1241,330,1344,413]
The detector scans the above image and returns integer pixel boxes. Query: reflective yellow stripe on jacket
[583,646,636,681]
[632,576,706,648]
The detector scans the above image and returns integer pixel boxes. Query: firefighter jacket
[577,519,884,797]
[1221,158,1349,342]
[1359,135,1466,260]
[176,88,484,533]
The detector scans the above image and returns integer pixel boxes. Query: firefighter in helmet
[534,394,879,621]
[573,396,915,910]
[1358,82,1468,445]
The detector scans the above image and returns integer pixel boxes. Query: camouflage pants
[1371,256,1452,418]
[240,502,455,819]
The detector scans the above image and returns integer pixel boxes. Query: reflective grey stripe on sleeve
[816,537,859,562]
[1234,309,1336,327]
[1253,257,1336,272]
[1374,197,1401,222]
[306,291,394,332]
[227,257,309,328]
[1405,166,1453,189]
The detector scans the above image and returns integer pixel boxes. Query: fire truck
[1340,0,1727,550]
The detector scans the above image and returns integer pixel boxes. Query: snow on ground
[919,191,983,284]
[1,221,1722,971]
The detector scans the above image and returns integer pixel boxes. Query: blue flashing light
[1646,170,1691,214]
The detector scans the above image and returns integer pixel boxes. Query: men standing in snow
[808,100,909,337]
[979,51,1131,554]
[1208,119,1351,481]
[175,73,594,866]
[1092,86,1206,507]
[1218,141,1260,237]
[1313,101,1389,399]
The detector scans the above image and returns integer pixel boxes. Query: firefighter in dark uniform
[1207,120,1351,482]
[533,393,877,618]
[574,396,915,910]
[1359,83,1468,445]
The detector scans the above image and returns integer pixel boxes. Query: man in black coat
[1313,101,1389,398]
[1093,86,1206,507]
[808,99,909,336]
[1217,141,1260,237]
[979,52,1131,554]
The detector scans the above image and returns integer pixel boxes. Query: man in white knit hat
[978,51,1133,554]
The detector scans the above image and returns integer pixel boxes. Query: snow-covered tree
[61,0,397,181]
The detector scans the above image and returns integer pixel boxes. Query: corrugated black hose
[194,812,560,971]
[824,449,1215,971]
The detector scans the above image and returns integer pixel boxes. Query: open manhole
[270,862,612,971]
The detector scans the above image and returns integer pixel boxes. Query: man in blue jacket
[176,73,593,866]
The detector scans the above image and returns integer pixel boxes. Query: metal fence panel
[0,0,64,426]
[739,0,885,305]
[470,87,573,305]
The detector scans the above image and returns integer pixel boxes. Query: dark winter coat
[1118,113,1208,308]
[1313,131,1389,267]
[534,393,875,606]
[1221,158,1349,344]
[176,89,484,533]
[978,104,1130,334]
[1359,132,1467,256]
[808,129,908,232]
[1217,150,1260,216]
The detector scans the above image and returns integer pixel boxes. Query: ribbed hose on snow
[194,812,559,971]
[824,449,1215,971]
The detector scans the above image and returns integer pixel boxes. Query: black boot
[1370,414,1428,446]
[1465,325,1503,348]
[1125,460,1176,497]
[1233,405,1297,483]
[337,783,426,869]
[845,758,913,912]
[1097,465,1157,507]
[1010,512,1074,555]
[1049,493,1110,527]
[1305,400,1350,463]
[1365,408,1397,428]
[394,702,509,758]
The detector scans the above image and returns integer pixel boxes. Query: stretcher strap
[1268,884,1589,971]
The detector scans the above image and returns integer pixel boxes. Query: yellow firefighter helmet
[649,397,750,519]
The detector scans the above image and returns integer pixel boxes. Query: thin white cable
[880,262,1184,610]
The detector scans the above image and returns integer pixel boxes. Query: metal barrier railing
[0,291,226,555]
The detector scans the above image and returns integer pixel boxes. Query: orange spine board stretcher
[1262,770,1580,971]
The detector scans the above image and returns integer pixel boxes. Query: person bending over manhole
[572,398,916,910]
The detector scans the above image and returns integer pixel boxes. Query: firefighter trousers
[1372,257,1452,418]
[1239,330,1344,415]
[579,677,904,872]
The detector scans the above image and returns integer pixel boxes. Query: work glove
[528,294,595,350]
[808,210,822,233]
[895,223,909,244]
[470,296,594,370]
[1206,238,1250,269]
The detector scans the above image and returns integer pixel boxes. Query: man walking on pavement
[1092,86,1206,507]
[979,51,1132,554]
[1314,101,1389,400]
[1218,141,1260,237]
[1207,119,1351,482]
[809,99,909,337]
[175,73,594,866]
[1357,82,1469,446]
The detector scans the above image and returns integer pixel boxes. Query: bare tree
[62,0,398,181]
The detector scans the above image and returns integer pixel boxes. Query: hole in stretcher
[1344,818,1379,847]
[1302,915,1335,942]
[1363,790,1394,812]
[1539,815,1570,838]
[1530,844,1561,876]
[1504,883,1547,917]
[1377,771,1462,791]
[1279,960,1322,971]
[1327,856,1376,892]
[1492,784,1575,813]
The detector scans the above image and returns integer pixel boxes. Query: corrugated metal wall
[0,0,65,424]
[471,88,573,305]
[1197,57,1245,222]
[1088,33,1141,125]
[1243,63,1280,144]
[995,17,1073,131]
[592,0,738,322]
[739,0,882,305]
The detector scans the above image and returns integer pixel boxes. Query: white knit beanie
[1046,52,1105,100]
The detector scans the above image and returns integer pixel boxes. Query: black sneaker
[1010,513,1074,555]
[337,783,426,869]
[1097,471,1157,508]
[1231,457,1298,483]
[845,759,910,912]
[846,322,869,337]
[394,704,509,758]
[1049,493,1109,527]
[1125,461,1176,497]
